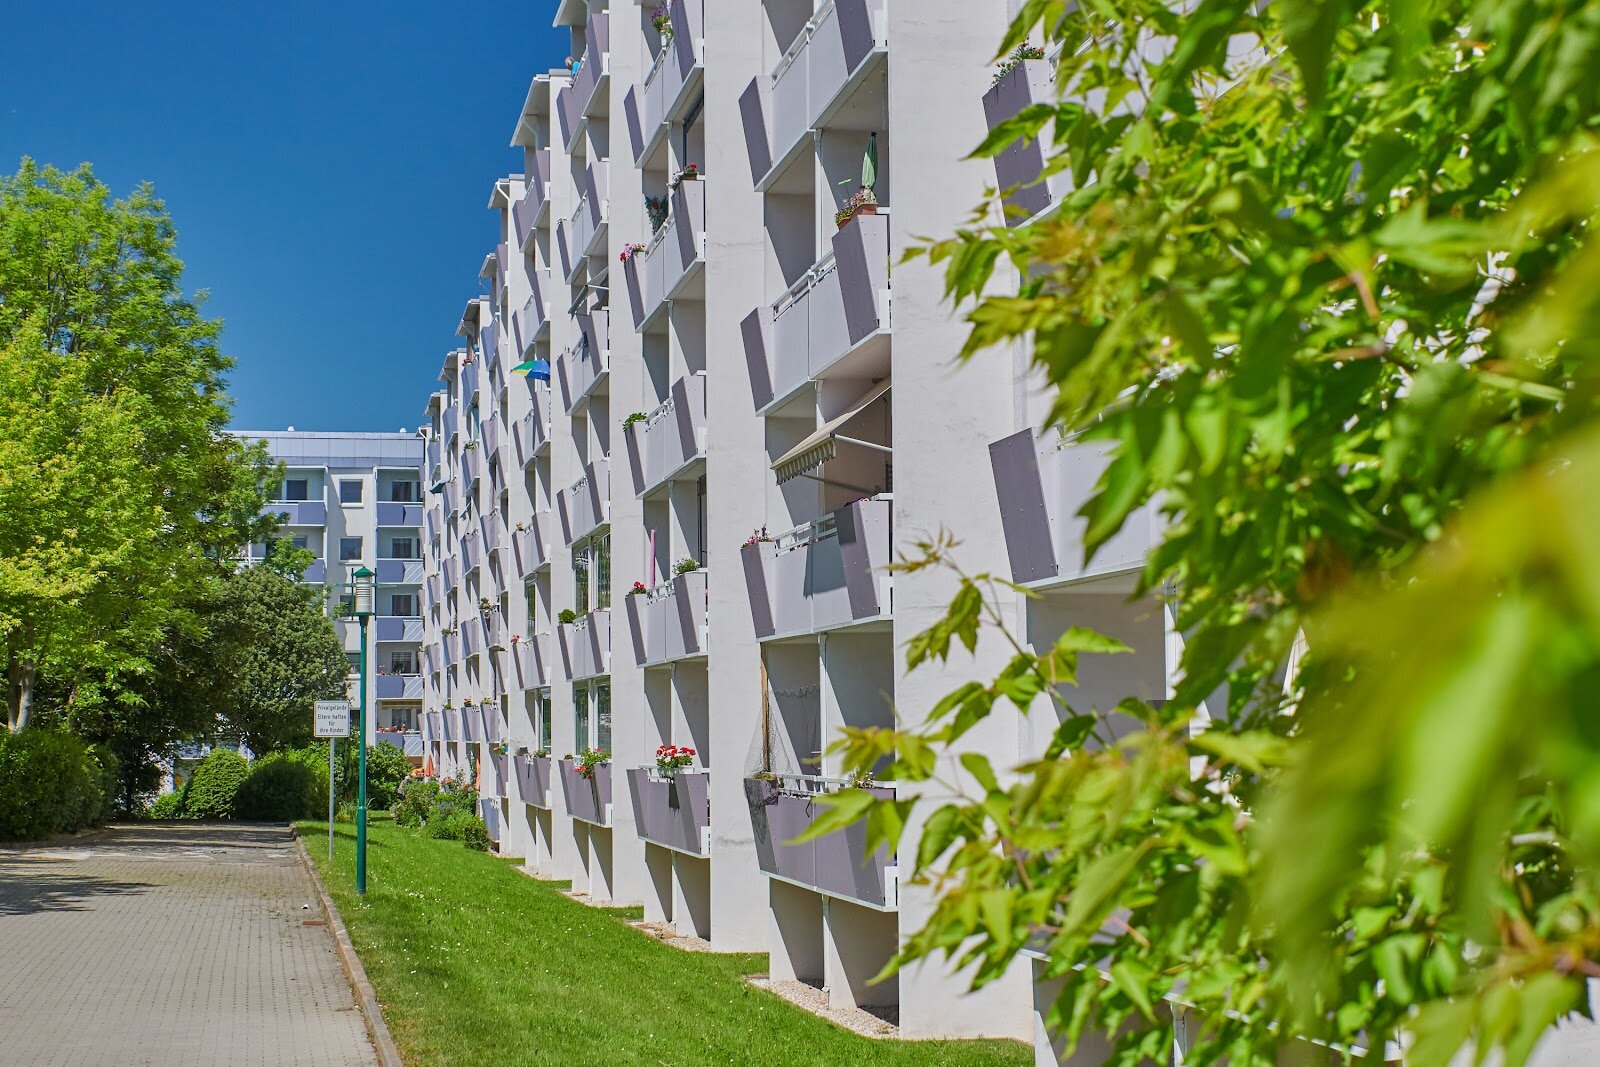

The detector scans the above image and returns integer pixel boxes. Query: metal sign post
[314,700,351,863]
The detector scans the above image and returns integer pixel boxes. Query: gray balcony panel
[514,754,554,808]
[463,707,484,743]
[555,220,572,280]
[666,0,703,110]
[267,500,327,526]
[831,212,890,346]
[837,496,890,618]
[769,49,808,166]
[740,542,776,639]
[990,428,1163,586]
[982,61,1055,223]
[741,309,774,410]
[623,255,646,329]
[376,502,424,526]
[624,592,647,665]
[742,497,891,639]
[668,570,706,659]
[478,798,502,843]
[629,769,708,855]
[806,0,880,122]
[669,179,705,285]
[745,778,893,907]
[623,85,645,163]
[489,753,508,798]
[737,78,772,183]
[805,264,851,380]
[560,760,612,826]
[302,559,327,584]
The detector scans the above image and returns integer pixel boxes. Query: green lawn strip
[299,821,1027,1067]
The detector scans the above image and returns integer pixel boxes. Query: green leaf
[791,789,874,843]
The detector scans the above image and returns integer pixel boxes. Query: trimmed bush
[365,741,411,809]
[183,749,249,819]
[236,754,323,821]
[0,729,105,841]
[147,791,185,819]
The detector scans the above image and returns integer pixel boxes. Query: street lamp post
[352,565,375,896]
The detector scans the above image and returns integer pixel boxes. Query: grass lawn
[299,820,1028,1067]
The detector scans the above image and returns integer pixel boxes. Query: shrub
[236,754,323,821]
[460,815,490,851]
[430,806,487,847]
[147,791,186,819]
[393,779,440,828]
[84,745,120,826]
[364,742,411,809]
[183,749,249,819]
[0,729,105,840]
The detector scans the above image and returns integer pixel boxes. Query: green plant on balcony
[667,163,699,190]
[478,596,492,612]
[644,195,669,233]
[623,411,648,428]
[620,241,647,263]
[655,744,697,776]
[673,556,700,576]
[557,608,578,625]
[743,526,772,547]
[991,42,1045,86]
[463,440,478,450]
[651,1,673,39]
[575,747,610,780]
[461,698,475,707]
[627,580,647,597]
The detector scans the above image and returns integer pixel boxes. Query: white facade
[238,430,427,750]
[414,0,1116,1052]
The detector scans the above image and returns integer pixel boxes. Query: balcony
[460,531,481,573]
[444,479,461,518]
[462,444,482,487]
[514,388,553,466]
[462,706,485,743]
[376,502,424,526]
[426,504,442,539]
[988,428,1163,587]
[560,759,613,827]
[741,211,891,412]
[442,405,459,443]
[558,609,611,681]
[577,11,609,117]
[622,179,705,331]
[512,513,553,573]
[482,419,501,466]
[624,373,707,497]
[623,570,707,667]
[566,163,609,280]
[623,0,703,164]
[488,751,508,799]
[513,753,554,808]
[518,632,555,689]
[374,617,424,643]
[628,769,709,856]
[375,558,424,585]
[481,316,500,381]
[461,353,479,400]
[740,495,893,640]
[982,58,1056,223]
[374,674,424,700]
[300,559,327,585]
[442,630,459,663]
[442,708,462,742]
[557,458,611,545]
[744,776,896,909]
[738,0,887,187]
[556,81,580,152]
[479,512,503,558]
[441,555,459,589]
[517,279,548,355]
[266,500,326,526]
[555,218,572,280]
[479,610,506,651]
[426,572,440,604]
[556,313,610,412]
[513,150,550,249]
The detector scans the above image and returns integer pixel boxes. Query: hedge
[183,749,249,819]
[236,753,324,821]
[0,729,107,841]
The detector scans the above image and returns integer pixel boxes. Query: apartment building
[239,430,428,749]
[415,0,1149,1056]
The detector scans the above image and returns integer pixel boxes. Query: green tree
[825,3,1600,1065]
[0,159,276,731]
[212,565,350,755]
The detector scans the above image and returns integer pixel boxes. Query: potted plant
[744,526,772,547]
[620,241,646,263]
[623,411,648,428]
[627,580,648,597]
[655,744,697,777]
[674,556,701,575]
[464,440,478,450]
[668,163,699,190]
[558,608,578,625]
[835,133,879,230]
[651,1,673,38]
[511,633,522,644]
[478,596,492,612]
[645,194,669,233]
[576,747,610,781]
[991,42,1046,86]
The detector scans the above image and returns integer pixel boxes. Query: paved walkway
[0,822,378,1067]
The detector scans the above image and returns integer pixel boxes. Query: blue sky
[0,2,567,433]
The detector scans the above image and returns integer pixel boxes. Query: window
[292,535,310,551]
[525,587,538,632]
[389,650,418,674]
[573,546,590,616]
[391,537,417,560]
[345,651,360,673]
[389,593,417,617]
[339,537,363,561]
[338,594,356,618]
[595,680,611,752]
[594,533,611,610]
[389,480,418,503]
[385,706,416,730]
[340,479,364,504]
[574,686,590,750]
[536,692,551,752]
[283,478,309,502]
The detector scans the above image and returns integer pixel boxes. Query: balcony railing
[623,570,707,667]
[557,311,610,412]
[460,352,480,400]
[374,616,424,643]
[989,427,1163,587]
[376,502,424,527]
[374,674,425,700]
[741,495,892,640]
[514,753,554,808]
[742,211,890,412]
[556,81,580,151]
[738,0,886,185]
[629,768,710,856]
[623,179,705,331]
[482,419,501,464]
[514,387,553,466]
[624,373,707,496]
[744,775,896,908]
[568,163,609,276]
[557,458,611,545]
[624,0,703,164]
[479,512,503,556]
[560,759,613,826]
[512,512,553,574]
[375,558,424,585]
[478,610,505,651]
[301,559,327,585]
[265,500,326,526]
[513,151,550,249]
[460,530,482,573]
[519,631,555,689]
[558,609,611,681]
[982,59,1056,223]
[442,405,459,443]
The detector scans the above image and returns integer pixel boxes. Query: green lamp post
[351,564,375,895]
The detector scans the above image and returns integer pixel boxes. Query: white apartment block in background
[417,2,1179,1061]
[238,430,427,753]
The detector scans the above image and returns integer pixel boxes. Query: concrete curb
[293,831,405,1067]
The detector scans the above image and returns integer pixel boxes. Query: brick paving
[0,822,378,1067]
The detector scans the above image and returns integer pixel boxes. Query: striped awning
[772,377,891,485]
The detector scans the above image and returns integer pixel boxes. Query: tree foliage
[829,2,1600,1064]
[0,159,277,733]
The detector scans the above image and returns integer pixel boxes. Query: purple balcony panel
[514,754,554,808]
[742,496,891,640]
[989,428,1163,586]
[557,458,610,546]
[376,502,424,526]
[301,559,327,585]
[267,500,327,526]
[557,82,579,150]
[624,570,707,667]
[463,706,485,743]
[555,219,573,280]
[981,59,1056,224]
[444,708,463,742]
[744,778,895,908]
[628,769,709,856]
[560,760,613,826]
